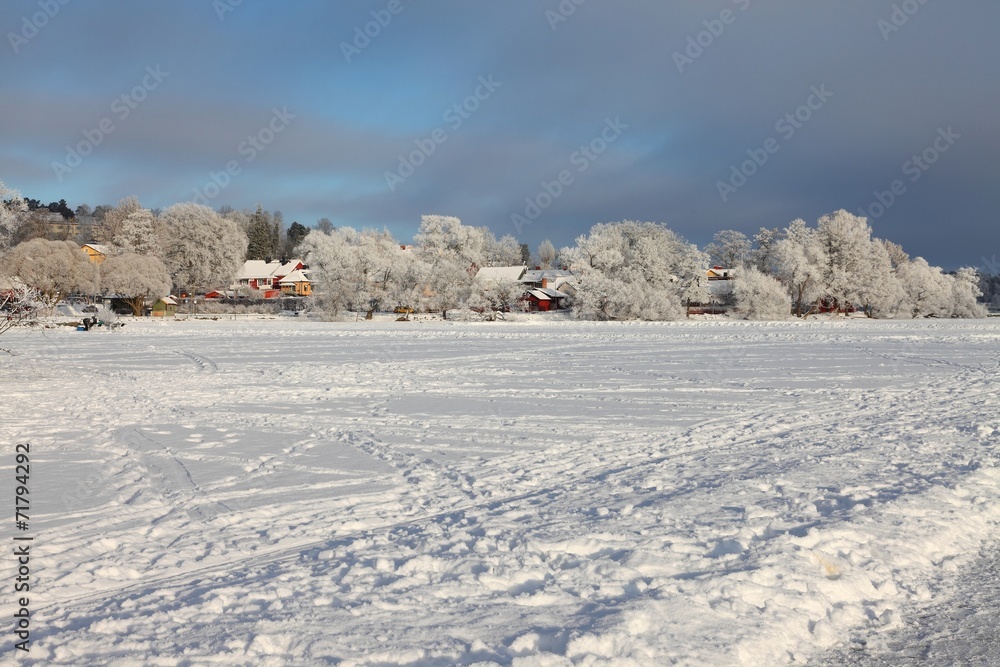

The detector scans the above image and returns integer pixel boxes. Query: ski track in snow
[1,318,998,666]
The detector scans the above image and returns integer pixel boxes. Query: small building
[150,296,178,317]
[82,243,108,264]
[523,286,571,312]
[706,266,735,281]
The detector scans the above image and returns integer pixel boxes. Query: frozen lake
[1,317,998,665]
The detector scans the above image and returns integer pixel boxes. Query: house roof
[275,260,304,276]
[238,259,306,281]
[238,260,278,281]
[278,269,310,284]
[521,269,574,283]
[475,266,526,282]
[82,243,108,254]
[536,287,570,299]
[707,267,736,279]
[527,289,552,301]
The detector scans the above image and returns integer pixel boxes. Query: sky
[1,1,998,269]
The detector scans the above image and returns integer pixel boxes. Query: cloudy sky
[2,1,997,268]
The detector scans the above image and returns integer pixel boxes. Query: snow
[2,317,998,665]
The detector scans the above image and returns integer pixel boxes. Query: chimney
[541,278,549,289]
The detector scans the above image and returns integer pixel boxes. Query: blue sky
[1,1,998,268]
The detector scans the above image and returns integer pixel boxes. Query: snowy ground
[1,316,998,666]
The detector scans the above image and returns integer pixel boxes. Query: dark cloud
[1,0,997,267]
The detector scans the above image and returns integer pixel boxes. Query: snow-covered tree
[950,267,988,318]
[100,253,172,316]
[773,219,826,317]
[856,239,905,318]
[0,180,28,252]
[302,226,407,316]
[161,203,247,293]
[96,196,143,246]
[0,283,41,346]
[468,278,525,320]
[537,239,557,269]
[486,233,523,267]
[751,227,782,274]
[815,210,886,312]
[386,248,429,313]
[731,265,791,320]
[705,230,751,269]
[3,239,98,310]
[414,215,488,269]
[420,252,474,319]
[895,257,952,318]
[108,208,160,257]
[878,239,910,270]
[412,215,493,317]
[561,221,705,321]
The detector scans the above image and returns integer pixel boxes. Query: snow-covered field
[1,316,998,666]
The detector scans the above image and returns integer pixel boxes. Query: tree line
[0,179,992,321]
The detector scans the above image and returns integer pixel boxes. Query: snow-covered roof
[278,269,310,285]
[527,289,552,301]
[275,260,304,276]
[238,259,305,281]
[536,287,570,299]
[475,266,526,282]
[707,267,736,280]
[521,269,574,283]
[82,243,108,254]
[238,260,277,281]
[158,296,178,305]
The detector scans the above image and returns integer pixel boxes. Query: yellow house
[82,243,108,264]
[278,269,312,296]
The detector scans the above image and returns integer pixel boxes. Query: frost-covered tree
[420,252,473,319]
[751,227,782,274]
[161,203,247,293]
[773,219,826,317]
[468,278,525,320]
[731,265,791,320]
[99,253,172,316]
[561,221,705,321]
[414,215,488,269]
[108,208,160,257]
[537,239,557,269]
[878,239,910,270]
[96,196,143,246]
[815,210,887,312]
[412,215,492,317]
[386,248,429,312]
[0,180,28,252]
[3,239,98,310]
[0,283,41,347]
[705,230,751,269]
[950,267,988,318]
[856,239,905,318]
[301,226,406,316]
[895,257,952,318]
[486,233,523,267]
